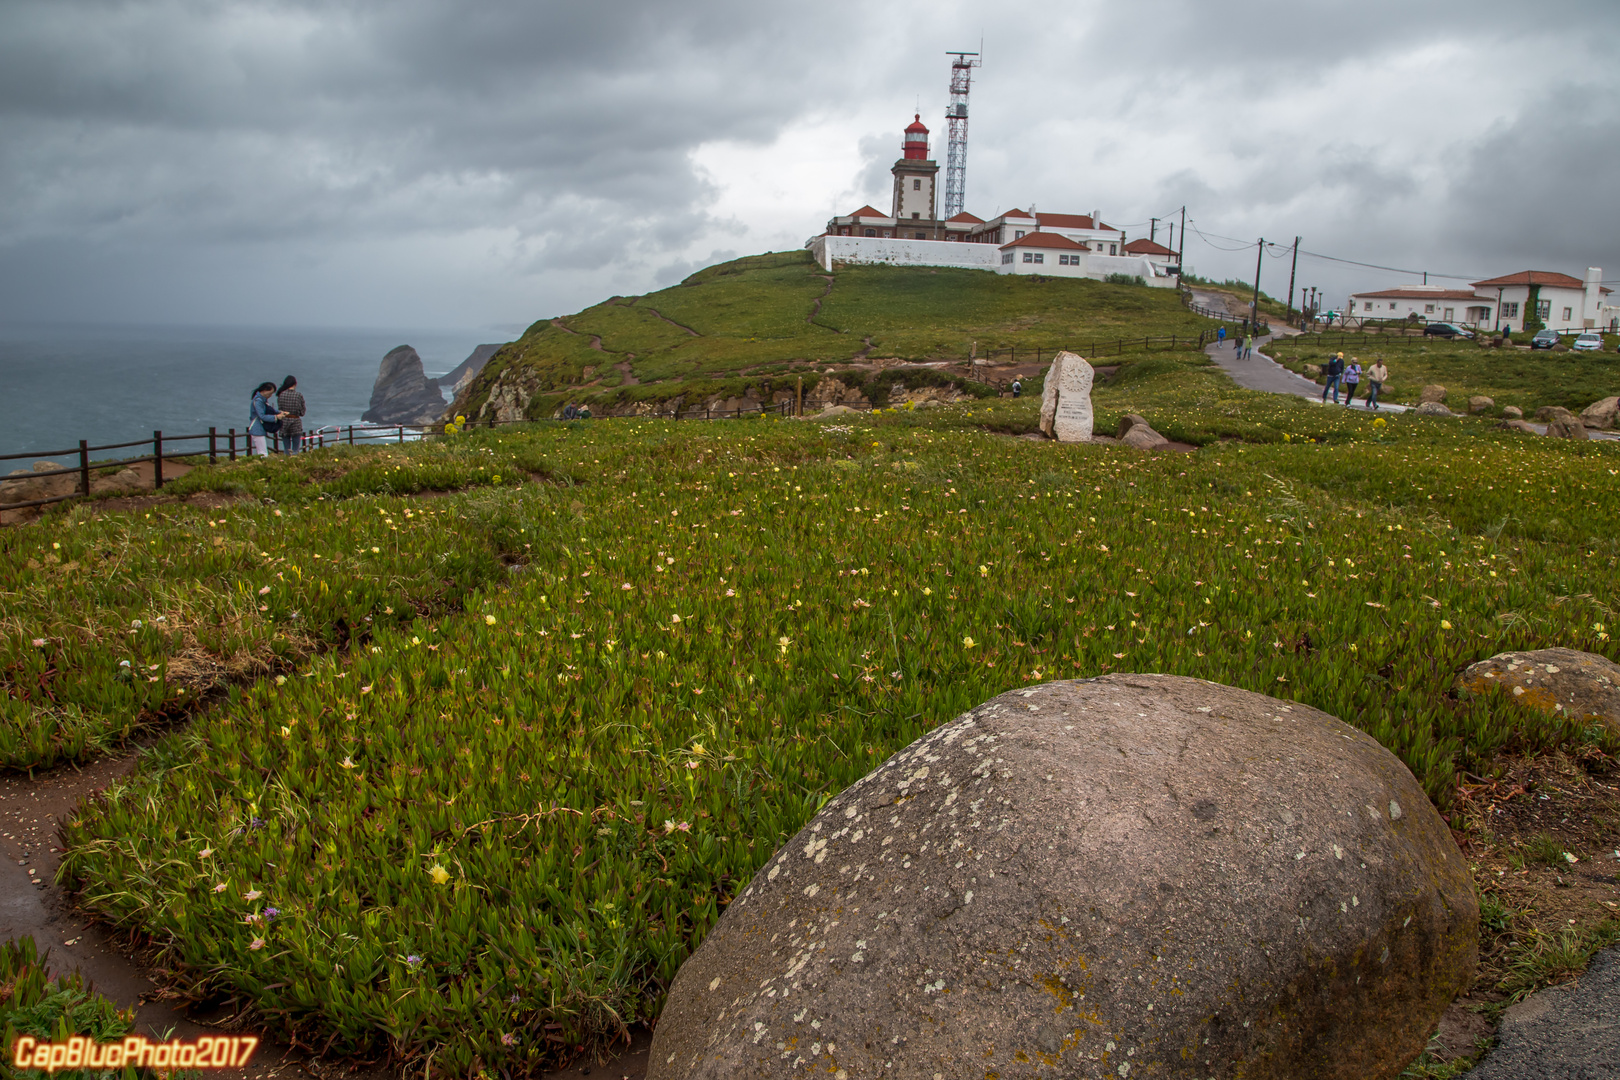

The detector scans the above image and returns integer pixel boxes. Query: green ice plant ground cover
[0,441,562,769]
[13,372,1619,1074]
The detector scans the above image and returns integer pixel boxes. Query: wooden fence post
[78,441,90,496]
[209,427,217,465]
[397,426,404,443]
[229,429,236,461]
[153,431,164,489]
[348,425,354,445]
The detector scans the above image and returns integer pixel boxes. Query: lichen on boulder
[649,674,1477,1080]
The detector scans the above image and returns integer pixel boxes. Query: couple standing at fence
[248,377,306,457]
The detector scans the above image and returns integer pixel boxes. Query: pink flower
[249,938,265,950]
[258,586,271,595]
[213,883,227,893]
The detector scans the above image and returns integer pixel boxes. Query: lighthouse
[891,114,939,226]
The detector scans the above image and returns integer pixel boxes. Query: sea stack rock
[649,674,1477,1080]
[440,344,503,398]
[362,346,447,425]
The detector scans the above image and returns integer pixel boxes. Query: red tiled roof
[1000,232,1086,250]
[1037,212,1112,231]
[995,208,1035,220]
[1353,288,1480,301]
[847,205,889,219]
[946,211,984,223]
[1122,238,1175,256]
[1471,270,1586,289]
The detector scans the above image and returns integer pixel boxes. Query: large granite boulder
[649,675,1477,1080]
[1468,395,1495,414]
[361,346,447,425]
[1419,385,1448,405]
[1039,352,1094,442]
[1501,405,1524,420]
[1580,395,1619,430]
[1459,648,1620,737]
[1415,402,1456,417]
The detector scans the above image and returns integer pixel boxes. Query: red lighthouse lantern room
[902,114,929,160]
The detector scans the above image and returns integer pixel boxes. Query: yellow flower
[456,415,466,424]
[485,614,497,625]
[1440,620,1453,630]
[429,864,451,885]
[978,565,989,577]
[962,636,977,649]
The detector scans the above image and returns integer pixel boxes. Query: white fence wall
[809,235,1000,273]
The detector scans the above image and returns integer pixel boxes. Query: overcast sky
[2,0,1616,333]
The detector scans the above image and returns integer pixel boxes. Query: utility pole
[1177,206,1186,271]
[1249,239,1264,332]
[1150,217,1158,244]
[1285,236,1300,327]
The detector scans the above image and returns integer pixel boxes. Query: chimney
[1584,266,1602,328]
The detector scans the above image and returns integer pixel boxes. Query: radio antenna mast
[943,50,980,220]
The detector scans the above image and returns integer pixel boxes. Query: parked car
[1571,333,1603,352]
[1423,322,1475,339]
[1530,328,1560,350]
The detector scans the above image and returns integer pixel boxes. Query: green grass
[1495,920,1620,1007]
[0,935,141,1079]
[24,364,1620,1075]
[1265,334,1620,414]
[452,251,1223,419]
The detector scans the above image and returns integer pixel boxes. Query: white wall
[809,234,1000,273]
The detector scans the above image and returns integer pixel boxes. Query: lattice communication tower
[943,51,980,220]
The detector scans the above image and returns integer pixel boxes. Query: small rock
[1415,402,1455,417]
[1115,413,1153,439]
[1534,405,1574,422]
[648,675,1478,1080]
[1468,395,1494,414]
[1545,413,1589,440]
[1120,422,1171,449]
[1418,385,1447,405]
[1496,419,1539,435]
[1501,405,1524,420]
[1579,395,1619,430]
[1460,648,1620,737]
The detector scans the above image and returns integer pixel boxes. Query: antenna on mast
[943,50,980,220]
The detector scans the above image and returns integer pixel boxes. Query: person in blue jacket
[248,382,283,457]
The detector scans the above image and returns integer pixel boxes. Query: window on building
[1033,253,1044,264]
[1002,252,1014,265]
[1443,308,1454,321]
[1109,244,1117,255]
[1015,230,1025,239]
[1424,304,1435,314]
[1535,299,1551,320]
[1023,252,1033,263]
[1389,302,1396,310]
[913,179,921,190]
[914,232,925,239]
[1502,302,1519,319]
[1562,306,1573,321]
[1059,254,1080,266]
[864,229,876,237]
[911,212,920,219]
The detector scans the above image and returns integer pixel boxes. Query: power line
[1186,218,1488,281]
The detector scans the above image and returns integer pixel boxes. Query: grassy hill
[6,254,1620,1077]
[451,250,1217,421]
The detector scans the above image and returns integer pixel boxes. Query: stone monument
[1037,350,1094,441]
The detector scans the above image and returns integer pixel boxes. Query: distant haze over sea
[0,323,508,462]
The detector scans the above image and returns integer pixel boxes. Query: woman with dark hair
[276,376,306,454]
[248,382,282,458]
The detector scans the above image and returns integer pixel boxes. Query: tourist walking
[275,376,306,454]
[1241,334,1254,360]
[248,382,282,457]
[1366,358,1388,410]
[1342,358,1362,406]
[1321,353,1344,404]
[1011,378,1023,398]
[1217,326,1226,348]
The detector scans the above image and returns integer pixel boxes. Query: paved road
[1203,335,1410,413]
[1470,947,1620,1080]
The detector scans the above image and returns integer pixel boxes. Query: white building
[1348,268,1611,332]
[811,113,1171,286]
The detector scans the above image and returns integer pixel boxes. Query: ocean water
[0,323,507,465]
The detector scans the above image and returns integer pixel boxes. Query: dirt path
[807,276,834,325]
[2,459,204,526]
[644,308,699,337]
